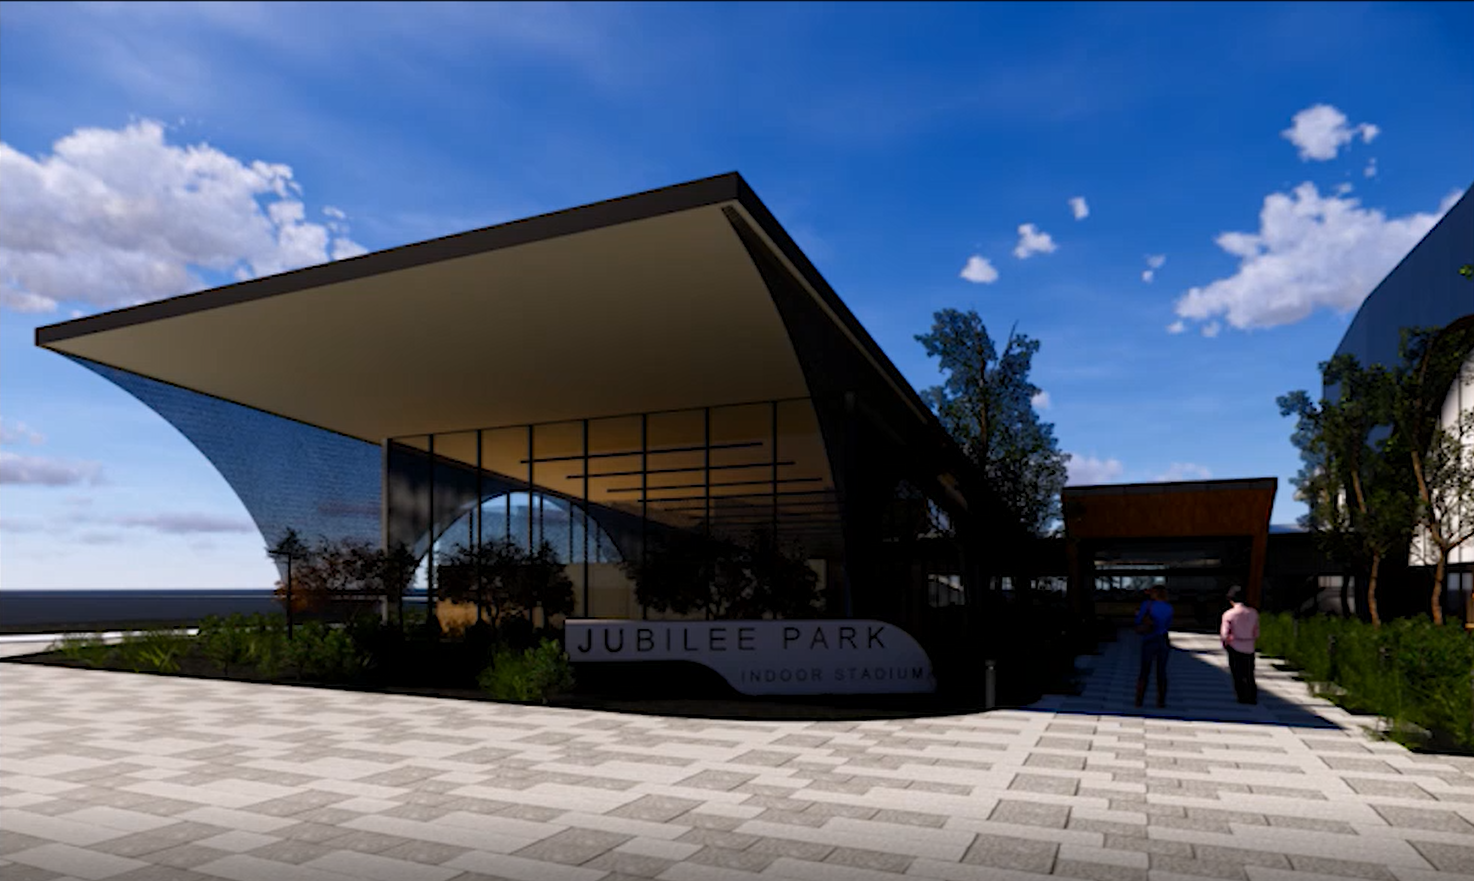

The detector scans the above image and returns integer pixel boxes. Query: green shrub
[477,638,574,704]
[117,628,190,674]
[1259,612,1474,750]
[281,620,364,681]
[198,614,254,674]
[55,631,112,667]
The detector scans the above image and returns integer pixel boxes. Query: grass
[1258,612,1474,752]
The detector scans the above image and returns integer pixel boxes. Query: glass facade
[69,356,382,582]
[384,397,852,622]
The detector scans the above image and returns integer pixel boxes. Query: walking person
[1134,584,1173,708]
[1220,585,1259,704]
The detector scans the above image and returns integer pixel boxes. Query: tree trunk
[1409,446,1448,625]
[1432,554,1446,625]
[1367,554,1382,627]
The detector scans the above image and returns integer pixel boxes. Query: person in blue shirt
[1134,584,1174,708]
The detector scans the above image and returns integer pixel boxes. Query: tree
[915,309,1069,536]
[266,527,310,638]
[1279,355,1415,626]
[437,539,576,630]
[1392,318,1474,624]
[625,530,823,620]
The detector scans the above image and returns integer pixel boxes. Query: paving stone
[823,845,912,872]
[1102,834,1194,857]
[960,831,1058,874]
[871,808,948,828]
[141,843,236,869]
[686,845,777,871]
[1264,814,1358,835]
[1192,845,1292,868]
[1009,773,1080,796]
[1285,854,1398,879]
[989,798,1072,829]
[1407,839,1474,874]
[608,795,703,823]
[1148,853,1250,880]
[1370,804,1474,833]
[746,836,836,860]
[1055,857,1149,881]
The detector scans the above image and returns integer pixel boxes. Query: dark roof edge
[1063,477,1278,497]
[1332,181,1474,362]
[729,178,950,439]
[37,172,746,347]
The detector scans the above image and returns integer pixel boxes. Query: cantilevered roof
[36,173,934,445]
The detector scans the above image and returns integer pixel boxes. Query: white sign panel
[564,619,936,695]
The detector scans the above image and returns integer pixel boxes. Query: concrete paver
[3,630,1473,881]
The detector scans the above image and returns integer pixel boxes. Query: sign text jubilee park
[564,619,936,695]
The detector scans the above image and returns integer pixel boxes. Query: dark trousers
[1138,635,1169,697]
[1227,646,1257,704]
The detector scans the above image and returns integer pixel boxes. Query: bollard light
[985,659,997,710]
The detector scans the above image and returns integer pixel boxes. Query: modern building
[1328,182,1474,622]
[34,173,1031,690]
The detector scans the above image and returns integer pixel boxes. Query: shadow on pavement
[1033,631,1353,730]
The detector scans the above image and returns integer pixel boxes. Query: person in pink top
[1220,585,1259,704]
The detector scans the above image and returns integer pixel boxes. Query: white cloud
[114,512,255,534]
[322,205,347,220]
[1142,253,1166,283]
[1013,223,1057,259]
[1201,322,1221,338]
[1067,454,1124,486]
[1155,462,1213,482]
[959,255,1000,284]
[0,120,369,313]
[0,450,104,486]
[0,418,44,445]
[1364,158,1377,178]
[1171,183,1460,331]
[1281,104,1380,161]
[1335,182,1354,196]
[1068,196,1089,220]
[1166,320,1186,334]
[1031,391,1051,410]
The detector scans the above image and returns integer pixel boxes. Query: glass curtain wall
[385,396,844,624]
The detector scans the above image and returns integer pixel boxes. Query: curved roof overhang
[36,173,938,448]
[1331,182,1474,384]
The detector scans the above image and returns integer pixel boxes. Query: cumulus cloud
[1335,182,1354,196]
[1281,104,1380,161]
[0,451,104,486]
[1142,253,1166,283]
[1364,158,1377,179]
[114,512,255,534]
[0,120,368,313]
[1201,322,1221,338]
[959,255,1000,284]
[0,417,44,445]
[1068,197,1089,220]
[1031,391,1051,410]
[1171,183,1460,332]
[1013,223,1057,259]
[1166,320,1186,334]
[1155,462,1213,482]
[1067,454,1124,486]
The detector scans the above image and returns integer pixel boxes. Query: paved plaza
[3,631,1474,881]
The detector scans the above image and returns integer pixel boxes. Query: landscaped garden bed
[1257,611,1474,754]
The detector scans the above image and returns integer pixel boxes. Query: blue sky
[1,1,1471,589]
